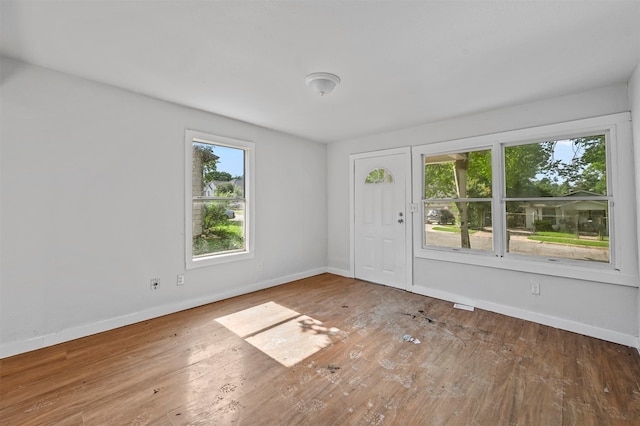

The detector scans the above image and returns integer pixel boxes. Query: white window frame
[412,113,634,286]
[185,130,255,269]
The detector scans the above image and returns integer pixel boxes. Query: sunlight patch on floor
[214,301,300,337]
[215,302,338,367]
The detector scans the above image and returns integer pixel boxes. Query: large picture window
[186,130,254,268]
[413,113,631,281]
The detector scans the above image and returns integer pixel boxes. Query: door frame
[349,147,413,290]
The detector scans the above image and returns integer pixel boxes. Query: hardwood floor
[1,273,639,425]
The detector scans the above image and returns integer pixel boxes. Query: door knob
[398,218,404,224]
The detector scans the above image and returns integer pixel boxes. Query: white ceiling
[2,1,639,143]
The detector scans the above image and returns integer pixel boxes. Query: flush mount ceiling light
[305,72,340,96]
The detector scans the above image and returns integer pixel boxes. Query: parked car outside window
[426,209,455,225]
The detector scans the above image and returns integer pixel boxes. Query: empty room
[1,1,640,424]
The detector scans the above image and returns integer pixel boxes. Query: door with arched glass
[354,150,410,289]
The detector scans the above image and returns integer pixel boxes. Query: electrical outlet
[257,262,263,272]
[150,278,160,290]
[531,282,540,295]
[177,274,185,286]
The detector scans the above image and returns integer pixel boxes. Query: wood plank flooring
[1,273,639,425]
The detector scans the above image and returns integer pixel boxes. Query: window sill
[186,250,255,269]
[414,249,637,287]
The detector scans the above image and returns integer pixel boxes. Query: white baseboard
[327,267,352,278]
[0,267,328,359]
[411,286,477,308]
[410,285,638,348]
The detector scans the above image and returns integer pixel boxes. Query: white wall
[0,58,327,358]
[630,63,640,351]
[327,83,639,347]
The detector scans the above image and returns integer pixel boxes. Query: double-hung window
[413,113,632,283]
[423,148,493,253]
[503,136,610,263]
[185,130,254,268]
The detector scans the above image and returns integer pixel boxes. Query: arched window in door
[365,168,394,184]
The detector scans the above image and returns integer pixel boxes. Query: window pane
[191,140,246,259]
[193,142,245,197]
[365,168,394,184]
[424,201,493,251]
[505,135,607,198]
[424,150,492,198]
[506,200,609,263]
[193,200,245,257]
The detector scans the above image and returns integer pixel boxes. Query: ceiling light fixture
[305,72,340,96]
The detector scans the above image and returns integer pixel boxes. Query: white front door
[354,151,410,289]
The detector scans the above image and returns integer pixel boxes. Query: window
[422,149,492,252]
[413,113,631,281]
[504,136,610,263]
[365,168,394,184]
[185,130,254,268]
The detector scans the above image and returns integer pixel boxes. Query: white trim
[185,130,255,269]
[410,284,638,348]
[349,155,355,279]
[0,268,328,359]
[350,147,412,160]
[413,249,636,287]
[350,147,413,291]
[404,148,414,291]
[327,267,352,277]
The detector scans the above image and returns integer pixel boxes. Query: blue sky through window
[534,139,587,184]
[215,145,245,178]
